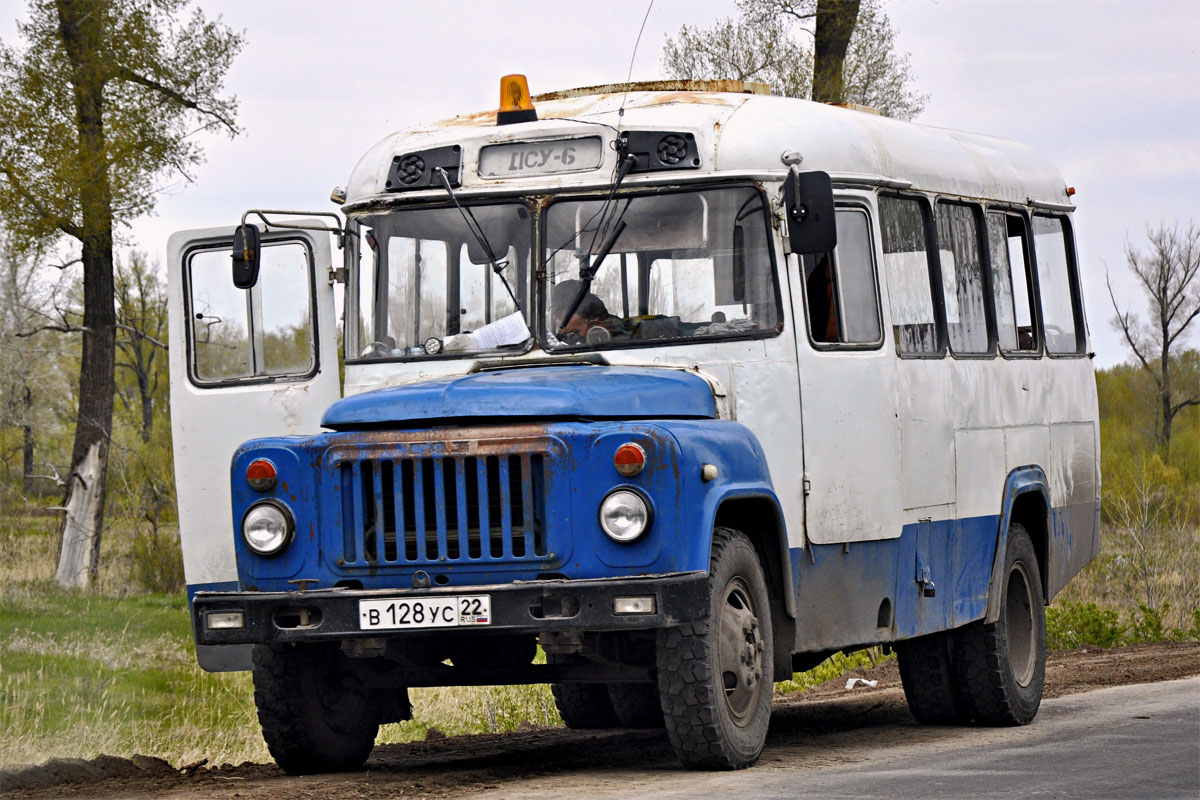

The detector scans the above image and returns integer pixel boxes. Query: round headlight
[242,502,294,556]
[599,489,651,543]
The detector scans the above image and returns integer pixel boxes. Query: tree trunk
[55,0,117,586]
[22,384,34,495]
[812,0,861,105]
[54,441,104,588]
[140,371,154,442]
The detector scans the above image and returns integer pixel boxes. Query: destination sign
[478,136,603,179]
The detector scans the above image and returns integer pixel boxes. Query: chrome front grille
[335,450,548,567]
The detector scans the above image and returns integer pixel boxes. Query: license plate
[478,136,603,178]
[358,595,491,630]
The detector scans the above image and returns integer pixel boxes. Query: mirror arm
[239,209,346,249]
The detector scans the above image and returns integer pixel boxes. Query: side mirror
[231,224,261,289]
[782,170,837,255]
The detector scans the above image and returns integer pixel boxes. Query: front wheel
[657,528,774,770]
[954,524,1046,725]
[252,643,380,774]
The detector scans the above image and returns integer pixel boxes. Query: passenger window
[879,195,941,354]
[802,208,881,345]
[935,202,990,354]
[1032,215,1082,354]
[187,241,316,384]
[987,213,1038,352]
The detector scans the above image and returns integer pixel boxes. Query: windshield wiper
[433,166,521,311]
[556,152,638,334]
[556,218,628,333]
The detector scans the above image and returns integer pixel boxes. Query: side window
[986,212,1038,353]
[879,195,941,354]
[1032,215,1083,354]
[801,208,881,345]
[187,240,316,384]
[935,202,990,354]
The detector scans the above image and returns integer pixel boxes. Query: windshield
[349,185,778,360]
[543,186,778,349]
[353,202,532,358]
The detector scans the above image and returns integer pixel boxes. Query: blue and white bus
[168,77,1099,772]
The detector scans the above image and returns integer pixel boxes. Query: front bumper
[192,571,708,646]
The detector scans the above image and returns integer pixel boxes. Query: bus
[167,76,1099,772]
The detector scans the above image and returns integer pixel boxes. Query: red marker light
[614,443,646,477]
[246,459,277,492]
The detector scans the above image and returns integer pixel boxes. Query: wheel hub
[718,577,764,725]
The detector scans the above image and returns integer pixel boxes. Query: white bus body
[168,80,1099,772]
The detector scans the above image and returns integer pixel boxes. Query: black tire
[608,682,665,729]
[657,528,774,770]
[896,631,971,724]
[548,653,620,729]
[251,643,380,774]
[954,525,1046,725]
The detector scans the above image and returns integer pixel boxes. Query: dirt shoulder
[3,641,1197,800]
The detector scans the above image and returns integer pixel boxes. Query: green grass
[0,586,267,768]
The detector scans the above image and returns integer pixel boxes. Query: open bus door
[166,222,341,671]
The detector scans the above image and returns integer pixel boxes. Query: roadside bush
[129,527,184,594]
[1046,602,1124,649]
[1047,600,1200,649]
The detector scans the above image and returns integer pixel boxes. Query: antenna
[618,0,656,130]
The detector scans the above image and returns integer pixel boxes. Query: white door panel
[168,225,340,590]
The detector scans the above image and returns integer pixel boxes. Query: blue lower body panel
[790,514,1001,652]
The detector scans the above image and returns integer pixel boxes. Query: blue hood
[323,365,717,429]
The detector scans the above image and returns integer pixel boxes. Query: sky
[1,0,1198,367]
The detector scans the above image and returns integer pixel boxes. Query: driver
[550,279,625,342]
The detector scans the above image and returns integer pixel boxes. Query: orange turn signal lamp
[246,458,277,492]
[614,443,646,477]
[497,74,537,126]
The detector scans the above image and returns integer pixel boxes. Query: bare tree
[114,252,168,443]
[1107,222,1200,459]
[0,0,243,587]
[663,0,926,119]
[0,236,76,501]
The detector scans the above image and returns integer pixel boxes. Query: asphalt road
[471,677,1200,800]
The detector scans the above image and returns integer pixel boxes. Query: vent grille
[337,452,548,567]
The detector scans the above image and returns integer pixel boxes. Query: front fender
[657,419,794,617]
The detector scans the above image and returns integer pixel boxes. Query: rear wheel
[548,653,620,729]
[608,682,665,728]
[954,525,1046,725]
[657,528,774,770]
[252,643,380,774]
[896,631,971,724]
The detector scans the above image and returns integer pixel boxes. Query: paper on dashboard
[472,311,531,350]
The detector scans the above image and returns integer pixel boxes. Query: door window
[801,208,882,346]
[186,240,317,385]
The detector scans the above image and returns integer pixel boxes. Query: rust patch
[535,79,770,100]
[435,80,767,128]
